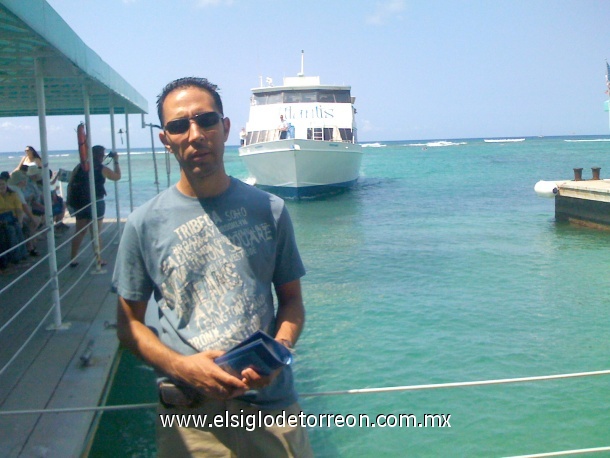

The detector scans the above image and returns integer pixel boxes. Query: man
[278,115,289,139]
[113,77,312,457]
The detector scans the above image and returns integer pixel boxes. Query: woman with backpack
[67,145,121,267]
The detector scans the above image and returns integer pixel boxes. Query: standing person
[239,126,247,146]
[113,77,312,457]
[13,146,42,172]
[68,145,121,267]
[278,115,289,139]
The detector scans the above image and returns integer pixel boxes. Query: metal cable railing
[0,369,608,457]
[0,223,119,378]
[0,181,121,372]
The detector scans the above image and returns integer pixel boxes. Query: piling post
[573,168,583,181]
[591,167,601,180]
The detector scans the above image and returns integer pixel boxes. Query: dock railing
[0,187,122,380]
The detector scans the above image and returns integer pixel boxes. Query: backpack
[66,165,88,210]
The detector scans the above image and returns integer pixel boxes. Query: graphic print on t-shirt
[158,206,275,351]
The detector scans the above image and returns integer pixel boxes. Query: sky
[2,0,610,152]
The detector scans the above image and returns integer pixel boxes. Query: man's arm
[116,296,248,399]
[274,279,305,348]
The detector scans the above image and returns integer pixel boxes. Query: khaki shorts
[156,398,313,458]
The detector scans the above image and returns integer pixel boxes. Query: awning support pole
[35,58,64,330]
[82,85,103,273]
[142,114,161,193]
[125,113,134,212]
[109,104,121,241]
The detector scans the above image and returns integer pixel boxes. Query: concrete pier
[555,178,610,229]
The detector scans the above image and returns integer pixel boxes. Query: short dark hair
[92,145,105,156]
[92,145,105,163]
[156,77,224,126]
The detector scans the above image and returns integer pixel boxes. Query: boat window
[263,130,271,143]
[246,130,282,145]
[333,91,351,103]
[306,127,354,142]
[301,91,318,103]
[253,94,266,105]
[338,128,353,142]
[284,91,317,103]
[253,92,283,105]
[307,128,334,141]
[318,92,335,103]
[254,89,351,105]
[267,93,282,104]
[318,90,351,103]
[284,92,301,103]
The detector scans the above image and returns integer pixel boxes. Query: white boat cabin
[243,76,358,146]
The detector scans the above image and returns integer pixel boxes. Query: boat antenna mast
[298,50,305,77]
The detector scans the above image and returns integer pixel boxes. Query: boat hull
[239,139,363,199]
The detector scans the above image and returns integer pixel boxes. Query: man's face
[159,86,230,181]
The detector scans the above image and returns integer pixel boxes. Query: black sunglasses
[164,111,223,135]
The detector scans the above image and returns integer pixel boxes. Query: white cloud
[366,0,406,25]
[0,121,35,132]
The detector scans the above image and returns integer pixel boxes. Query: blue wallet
[214,330,292,376]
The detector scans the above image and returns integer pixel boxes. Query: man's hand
[176,350,249,400]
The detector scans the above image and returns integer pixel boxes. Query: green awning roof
[0,0,148,117]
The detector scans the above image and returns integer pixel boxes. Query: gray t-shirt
[112,177,305,408]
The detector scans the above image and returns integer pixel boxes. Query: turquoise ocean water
[2,137,610,456]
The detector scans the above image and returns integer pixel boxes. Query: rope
[299,368,610,397]
[0,402,158,416]
[504,446,610,457]
[2,368,610,416]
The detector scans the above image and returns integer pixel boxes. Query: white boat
[238,54,363,199]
